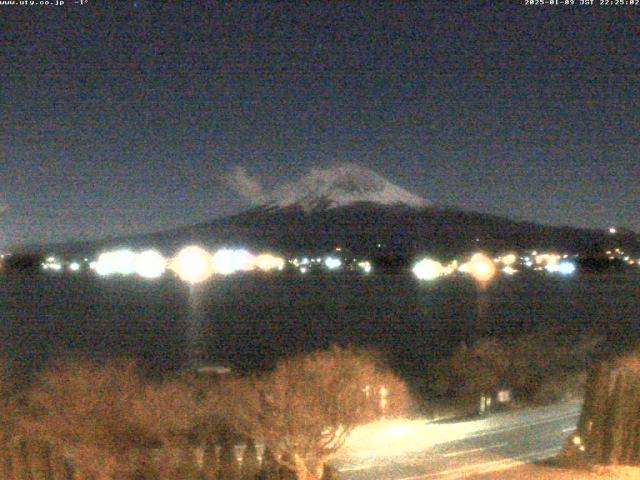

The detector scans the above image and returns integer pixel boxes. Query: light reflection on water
[0,272,638,378]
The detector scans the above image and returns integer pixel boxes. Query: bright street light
[413,258,444,281]
[170,246,215,284]
[466,253,496,285]
[134,250,167,279]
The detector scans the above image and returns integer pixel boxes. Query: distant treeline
[1,252,46,272]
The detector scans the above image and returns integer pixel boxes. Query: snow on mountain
[266,164,430,210]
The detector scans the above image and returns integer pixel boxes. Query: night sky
[3,1,639,249]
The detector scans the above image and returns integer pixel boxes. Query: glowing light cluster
[358,261,372,274]
[413,258,444,281]
[324,256,342,270]
[170,246,214,284]
[535,253,561,268]
[547,260,576,276]
[465,253,496,284]
[252,253,285,272]
[134,250,167,279]
[42,255,62,272]
[442,261,458,275]
[88,245,293,283]
[91,249,167,279]
[211,248,255,275]
[43,262,62,271]
[291,257,307,268]
[93,249,137,276]
[502,266,517,275]
[501,253,517,266]
[559,261,576,275]
[92,249,167,278]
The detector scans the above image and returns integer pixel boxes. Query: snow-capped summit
[268,163,430,210]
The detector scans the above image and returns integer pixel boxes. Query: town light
[413,258,444,281]
[252,253,285,272]
[467,253,496,284]
[501,253,517,266]
[533,253,561,271]
[324,256,342,270]
[557,261,576,275]
[94,249,137,276]
[211,248,255,275]
[134,250,167,279]
[502,266,517,275]
[170,246,214,284]
[358,261,372,274]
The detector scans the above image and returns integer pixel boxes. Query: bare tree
[219,346,411,480]
[19,358,207,480]
[19,359,150,479]
[437,338,509,409]
[128,378,203,480]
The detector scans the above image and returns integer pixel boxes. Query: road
[334,402,581,480]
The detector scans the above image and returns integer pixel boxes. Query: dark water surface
[1,271,638,379]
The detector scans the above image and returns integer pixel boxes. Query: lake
[1,270,638,382]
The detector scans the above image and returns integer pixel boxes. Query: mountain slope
[41,202,639,260]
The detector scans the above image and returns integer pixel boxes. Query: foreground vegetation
[574,346,640,465]
[429,330,601,414]
[0,330,632,479]
[0,346,410,480]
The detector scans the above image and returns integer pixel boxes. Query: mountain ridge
[12,165,640,258]
[25,202,640,260]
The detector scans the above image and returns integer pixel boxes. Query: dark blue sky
[3,1,639,248]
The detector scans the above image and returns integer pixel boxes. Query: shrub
[217,345,411,480]
[19,358,206,480]
[433,332,601,409]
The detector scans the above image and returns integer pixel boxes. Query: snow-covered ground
[334,402,581,480]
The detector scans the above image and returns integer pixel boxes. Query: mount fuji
[29,164,639,260]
